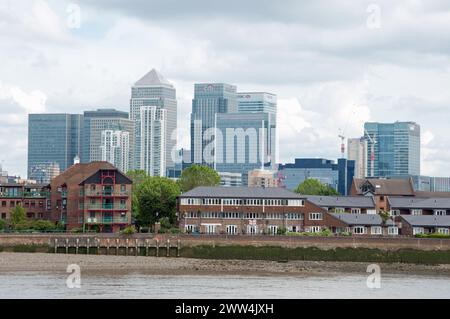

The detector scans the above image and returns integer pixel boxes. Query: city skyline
[2,1,450,177]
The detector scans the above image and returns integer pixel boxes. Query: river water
[0,272,449,299]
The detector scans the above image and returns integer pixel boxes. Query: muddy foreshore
[1,253,450,277]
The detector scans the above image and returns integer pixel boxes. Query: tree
[178,165,221,192]
[294,178,340,196]
[135,176,181,226]
[127,170,149,218]
[10,206,26,226]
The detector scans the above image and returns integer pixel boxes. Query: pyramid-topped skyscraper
[130,69,177,176]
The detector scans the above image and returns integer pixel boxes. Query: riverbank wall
[1,234,450,264]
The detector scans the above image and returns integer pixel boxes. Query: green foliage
[127,170,149,218]
[276,227,287,235]
[70,227,84,233]
[0,219,6,230]
[294,178,340,196]
[135,176,181,226]
[121,226,136,235]
[415,233,450,239]
[286,229,333,237]
[379,210,391,225]
[178,165,221,192]
[10,206,26,226]
[14,220,56,231]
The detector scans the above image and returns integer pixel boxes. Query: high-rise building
[82,109,134,173]
[130,69,177,176]
[139,106,166,177]
[100,130,130,173]
[215,112,271,185]
[237,92,277,166]
[248,169,279,188]
[191,83,237,166]
[347,137,368,178]
[364,122,420,177]
[28,114,83,179]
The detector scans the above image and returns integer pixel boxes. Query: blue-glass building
[364,122,420,177]
[191,83,237,166]
[278,158,355,195]
[28,114,83,180]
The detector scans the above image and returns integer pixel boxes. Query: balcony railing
[84,190,129,197]
[85,204,128,210]
[85,217,129,224]
[0,192,50,198]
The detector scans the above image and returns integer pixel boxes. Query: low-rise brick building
[50,161,132,232]
[400,215,450,236]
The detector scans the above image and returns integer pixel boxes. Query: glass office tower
[364,121,421,177]
[28,114,83,179]
[191,83,237,166]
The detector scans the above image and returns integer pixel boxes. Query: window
[121,185,126,192]
[413,227,424,235]
[411,209,422,216]
[388,226,399,235]
[434,210,446,216]
[334,208,345,213]
[309,213,323,220]
[1,213,6,219]
[309,226,321,233]
[185,225,198,233]
[351,208,361,214]
[437,228,449,235]
[371,226,382,235]
[226,225,237,235]
[268,225,278,235]
[204,225,217,234]
[389,210,400,217]
[353,226,366,235]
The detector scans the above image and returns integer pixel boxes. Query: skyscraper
[347,137,368,178]
[364,121,421,177]
[100,130,131,173]
[82,109,134,172]
[191,83,237,165]
[28,113,83,179]
[215,112,271,185]
[139,106,166,177]
[237,92,277,166]
[130,69,177,175]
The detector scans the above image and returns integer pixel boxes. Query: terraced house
[177,187,353,235]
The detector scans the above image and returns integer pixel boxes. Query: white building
[347,137,368,179]
[100,130,130,173]
[130,69,177,176]
[140,106,166,177]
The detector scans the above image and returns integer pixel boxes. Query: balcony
[85,217,129,224]
[85,203,128,211]
[85,190,129,197]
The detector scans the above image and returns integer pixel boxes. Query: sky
[1,0,450,178]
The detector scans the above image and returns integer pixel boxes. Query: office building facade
[364,122,420,177]
[191,83,238,166]
[278,158,355,195]
[347,137,368,178]
[28,113,83,180]
[130,69,177,175]
[82,109,134,173]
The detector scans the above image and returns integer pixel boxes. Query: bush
[70,227,84,233]
[169,227,181,234]
[0,219,6,230]
[277,227,287,235]
[415,233,450,239]
[14,220,56,232]
[121,226,136,235]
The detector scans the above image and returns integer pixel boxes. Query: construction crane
[364,129,377,177]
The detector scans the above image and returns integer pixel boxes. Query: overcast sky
[1,0,450,177]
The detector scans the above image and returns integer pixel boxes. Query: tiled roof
[353,178,414,196]
[388,197,450,209]
[330,213,395,226]
[401,215,450,227]
[306,195,375,208]
[179,186,304,199]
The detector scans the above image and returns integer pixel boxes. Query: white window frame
[413,227,424,235]
[411,209,423,216]
[353,226,366,235]
[351,208,361,214]
[309,212,323,220]
[437,228,449,235]
[268,225,278,235]
[309,226,321,233]
[434,210,446,216]
[388,226,398,235]
[371,226,382,235]
[226,225,238,235]
[389,210,400,217]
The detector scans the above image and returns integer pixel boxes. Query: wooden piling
[54,239,58,254]
[65,238,69,254]
[166,239,170,257]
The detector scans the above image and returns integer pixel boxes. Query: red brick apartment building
[50,162,132,232]
[176,186,399,236]
[0,162,132,233]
